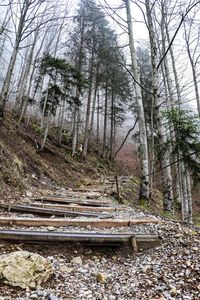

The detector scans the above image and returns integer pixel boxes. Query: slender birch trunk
[96,89,100,143]
[58,98,65,145]
[82,46,95,159]
[17,40,37,125]
[0,47,18,117]
[145,0,173,211]
[102,82,108,159]
[109,89,116,161]
[183,20,200,115]
[71,18,85,156]
[89,67,99,143]
[125,0,150,203]
[181,164,192,223]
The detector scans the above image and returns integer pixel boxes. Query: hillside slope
[0,114,116,199]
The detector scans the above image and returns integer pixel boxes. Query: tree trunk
[186,167,192,223]
[102,82,108,159]
[82,47,95,159]
[72,104,78,156]
[96,89,100,143]
[183,20,200,115]
[145,0,173,211]
[58,98,65,145]
[125,0,150,203]
[0,47,18,117]
[17,39,36,125]
[89,69,99,143]
[110,90,115,161]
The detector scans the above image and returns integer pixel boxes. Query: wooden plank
[72,188,104,193]
[0,204,110,219]
[131,236,138,252]
[0,229,159,244]
[29,203,126,212]
[32,197,112,207]
[0,217,161,228]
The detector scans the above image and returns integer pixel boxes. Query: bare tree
[0,0,56,118]
[124,0,150,203]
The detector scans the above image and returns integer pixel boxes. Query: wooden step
[0,229,159,246]
[0,217,161,228]
[32,197,112,207]
[0,204,111,219]
[29,203,126,212]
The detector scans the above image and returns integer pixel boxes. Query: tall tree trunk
[0,47,18,117]
[125,0,150,203]
[14,53,29,115]
[17,39,36,125]
[181,164,192,223]
[186,166,192,223]
[89,67,99,143]
[71,18,85,156]
[58,98,65,145]
[160,10,182,206]
[110,90,115,161]
[72,104,78,156]
[165,21,182,106]
[96,89,100,143]
[102,82,108,159]
[145,0,173,211]
[183,20,200,115]
[82,47,95,159]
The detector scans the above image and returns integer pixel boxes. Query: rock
[26,191,33,197]
[29,294,38,299]
[170,286,178,295]
[48,295,59,300]
[186,260,191,267]
[112,256,117,261]
[155,283,167,291]
[36,289,48,297]
[60,266,73,273]
[0,251,53,289]
[142,265,151,272]
[47,226,56,231]
[71,256,82,265]
[96,272,110,284]
[192,247,198,251]
[175,233,184,238]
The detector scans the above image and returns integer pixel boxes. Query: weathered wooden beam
[29,203,126,212]
[72,188,104,193]
[0,204,110,219]
[131,236,138,252]
[0,229,159,245]
[0,217,161,228]
[32,197,112,207]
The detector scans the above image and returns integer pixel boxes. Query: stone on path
[71,256,82,265]
[0,251,53,289]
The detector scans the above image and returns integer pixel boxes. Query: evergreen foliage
[163,109,200,183]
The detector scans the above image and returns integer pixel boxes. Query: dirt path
[0,178,199,300]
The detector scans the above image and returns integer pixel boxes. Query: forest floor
[0,182,199,300]
[0,114,199,299]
